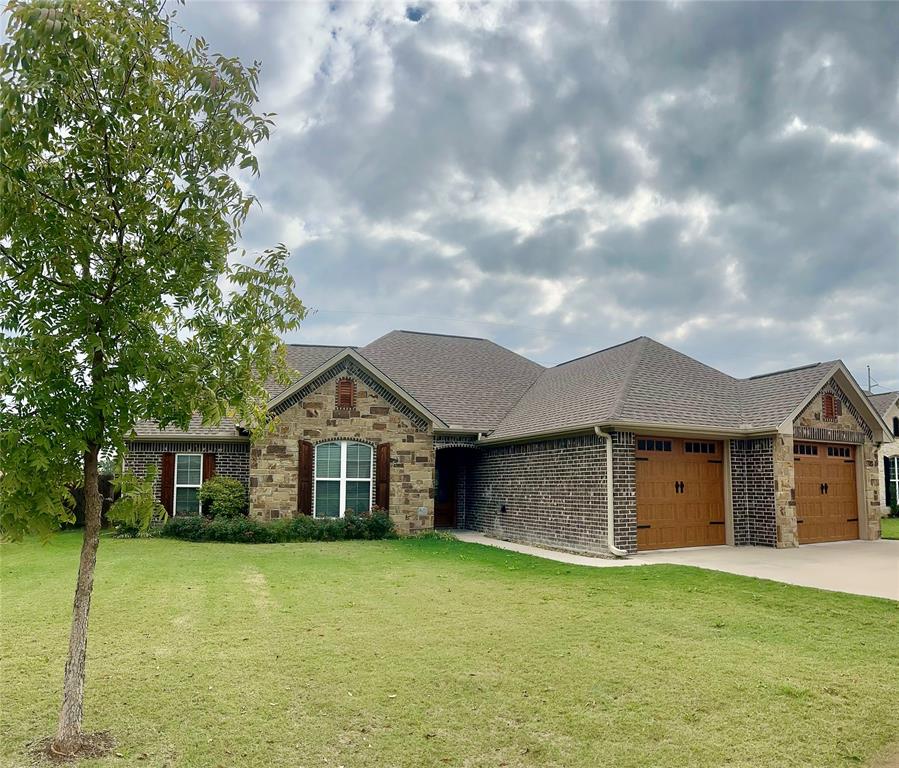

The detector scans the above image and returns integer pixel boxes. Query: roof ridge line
[743,362,822,380]
[487,361,553,434]
[285,342,353,349]
[394,329,489,342]
[553,336,648,368]
[607,337,649,422]
[643,337,740,383]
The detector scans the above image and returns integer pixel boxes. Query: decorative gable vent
[822,393,842,421]
[336,377,355,409]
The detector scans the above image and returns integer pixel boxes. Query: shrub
[113,521,142,538]
[889,503,899,519]
[198,476,247,519]
[159,508,396,544]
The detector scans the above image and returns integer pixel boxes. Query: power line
[306,307,580,338]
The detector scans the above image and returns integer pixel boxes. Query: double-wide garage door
[636,437,726,551]
[794,442,859,544]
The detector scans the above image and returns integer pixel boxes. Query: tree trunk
[51,444,102,755]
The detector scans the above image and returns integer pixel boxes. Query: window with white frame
[174,454,202,515]
[314,441,373,518]
[889,456,899,508]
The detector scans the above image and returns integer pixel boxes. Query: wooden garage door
[636,437,726,551]
[794,443,859,544]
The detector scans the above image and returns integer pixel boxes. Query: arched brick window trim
[376,443,390,510]
[297,440,314,515]
[336,377,355,409]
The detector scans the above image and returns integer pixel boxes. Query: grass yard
[881,517,899,540]
[1,533,897,768]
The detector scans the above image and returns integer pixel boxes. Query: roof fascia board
[477,425,599,446]
[478,420,780,447]
[267,347,449,429]
[478,421,775,446]
[777,362,891,441]
[126,435,250,443]
[603,421,775,439]
[434,427,484,436]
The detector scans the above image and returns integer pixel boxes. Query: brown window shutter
[297,440,314,515]
[376,442,390,510]
[160,452,175,515]
[202,452,216,482]
[337,378,354,409]
[834,398,842,417]
[822,394,835,420]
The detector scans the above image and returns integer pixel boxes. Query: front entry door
[434,458,456,528]
[636,437,726,550]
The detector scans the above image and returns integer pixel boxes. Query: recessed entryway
[794,442,859,544]
[635,437,726,550]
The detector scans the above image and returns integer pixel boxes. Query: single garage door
[794,442,859,544]
[636,437,726,551]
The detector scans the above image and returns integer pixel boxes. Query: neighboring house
[125,331,892,556]
[867,391,899,510]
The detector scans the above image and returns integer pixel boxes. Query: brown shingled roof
[133,343,348,440]
[360,330,544,431]
[867,391,899,418]
[130,414,245,440]
[489,338,841,440]
[128,331,879,443]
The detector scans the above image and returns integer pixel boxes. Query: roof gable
[780,363,892,441]
[267,347,448,430]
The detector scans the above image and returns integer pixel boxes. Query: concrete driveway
[453,532,899,600]
[633,540,899,600]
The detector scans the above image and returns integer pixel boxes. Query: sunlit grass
[881,517,899,540]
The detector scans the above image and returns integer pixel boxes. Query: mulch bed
[30,732,115,763]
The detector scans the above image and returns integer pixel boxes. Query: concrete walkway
[452,531,899,600]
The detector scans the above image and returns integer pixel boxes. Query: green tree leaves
[0,0,306,537]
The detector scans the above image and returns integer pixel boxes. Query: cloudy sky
[177,1,898,390]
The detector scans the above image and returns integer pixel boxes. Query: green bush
[198,476,247,519]
[889,503,899,519]
[113,521,142,538]
[160,509,395,543]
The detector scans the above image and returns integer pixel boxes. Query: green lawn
[1,533,897,768]
[881,517,899,540]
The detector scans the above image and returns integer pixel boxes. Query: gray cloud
[178,0,899,390]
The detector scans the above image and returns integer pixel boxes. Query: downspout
[595,426,628,557]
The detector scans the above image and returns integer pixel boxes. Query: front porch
[434,444,479,528]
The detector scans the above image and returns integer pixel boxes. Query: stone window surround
[312,439,375,518]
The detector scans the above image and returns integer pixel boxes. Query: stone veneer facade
[875,400,898,509]
[460,432,638,556]
[779,378,882,545]
[249,373,435,535]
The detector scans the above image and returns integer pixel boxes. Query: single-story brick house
[126,331,893,555]
[867,391,899,510]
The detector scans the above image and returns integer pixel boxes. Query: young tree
[0,0,305,755]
